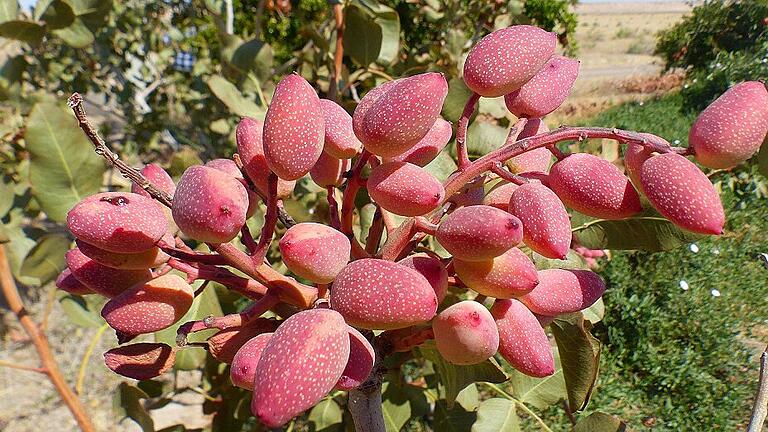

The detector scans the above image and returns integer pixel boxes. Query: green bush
[574,93,768,430]
[655,0,768,110]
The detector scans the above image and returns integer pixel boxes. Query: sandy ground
[0,2,691,431]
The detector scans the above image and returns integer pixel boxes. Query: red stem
[177,293,279,345]
[251,172,279,265]
[167,259,267,299]
[327,186,341,230]
[455,92,480,170]
[365,206,385,255]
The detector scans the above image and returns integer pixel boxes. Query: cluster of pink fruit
[57,24,768,428]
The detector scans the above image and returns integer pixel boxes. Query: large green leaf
[417,341,507,408]
[53,17,95,47]
[423,148,458,182]
[3,209,38,285]
[441,77,475,124]
[433,400,477,432]
[308,397,343,431]
[26,103,105,222]
[509,349,566,410]
[228,38,274,83]
[380,380,429,432]
[758,137,768,177]
[571,211,701,252]
[206,75,264,118]
[466,121,508,159]
[113,383,154,432]
[19,234,70,286]
[155,280,222,370]
[58,292,104,327]
[0,174,14,218]
[40,0,75,29]
[573,412,628,432]
[343,0,400,66]
[0,20,46,45]
[471,398,520,432]
[0,0,18,22]
[551,313,601,411]
[0,55,26,99]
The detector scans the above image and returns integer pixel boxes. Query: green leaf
[509,349,566,410]
[758,137,768,177]
[571,211,702,252]
[206,75,264,118]
[343,0,400,66]
[434,400,477,432]
[3,209,38,285]
[155,280,222,370]
[53,17,94,47]
[442,77,474,123]
[0,174,15,218]
[381,382,413,432]
[34,0,54,20]
[471,398,520,432]
[0,55,26,99]
[58,292,104,327]
[423,148,458,183]
[466,121,508,159]
[0,0,18,22]
[0,20,46,45]
[532,249,589,271]
[40,0,75,29]
[551,313,601,411]
[229,39,274,82]
[19,234,70,286]
[308,397,343,431]
[113,382,154,432]
[455,383,479,411]
[573,412,628,432]
[26,103,105,222]
[582,298,605,324]
[417,340,507,408]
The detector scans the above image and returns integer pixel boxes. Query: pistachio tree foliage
[3,1,768,432]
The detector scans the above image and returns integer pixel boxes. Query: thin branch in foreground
[748,347,768,432]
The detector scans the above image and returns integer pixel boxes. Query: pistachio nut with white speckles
[453,247,539,298]
[433,300,500,365]
[504,55,580,118]
[509,182,572,259]
[367,161,445,216]
[519,269,606,317]
[435,205,523,261]
[279,222,351,283]
[491,298,555,377]
[64,247,152,298]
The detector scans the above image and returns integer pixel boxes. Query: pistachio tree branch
[748,346,768,432]
[0,245,95,432]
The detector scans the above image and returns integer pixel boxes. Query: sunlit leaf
[509,349,566,410]
[471,398,520,432]
[308,397,343,431]
[0,0,18,22]
[551,313,601,411]
[19,233,70,286]
[53,17,95,47]
[113,383,154,432]
[573,411,628,432]
[207,75,264,118]
[26,103,105,222]
[343,0,400,66]
[58,292,104,327]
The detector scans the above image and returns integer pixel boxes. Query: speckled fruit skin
[336,326,375,390]
[433,301,500,365]
[690,81,768,169]
[101,274,194,335]
[76,239,169,270]
[263,74,324,180]
[504,56,580,118]
[398,253,449,303]
[463,25,557,98]
[352,79,401,140]
[519,269,606,317]
[310,151,350,187]
[482,181,519,210]
[55,269,94,295]
[172,165,249,243]
[549,153,642,219]
[506,119,552,174]
[279,222,351,283]
[235,117,296,198]
[67,192,167,253]
[65,248,151,298]
[491,299,554,377]
[207,318,279,364]
[640,152,725,235]
[103,343,176,381]
[454,248,538,298]
[131,164,176,198]
[623,139,658,191]
[509,182,572,259]
[383,118,453,166]
[231,333,273,390]
[251,309,350,428]
[320,99,362,159]
[204,158,259,219]
[330,258,438,330]
[367,162,445,216]
[435,205,523,261]
[359,73,449,157]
